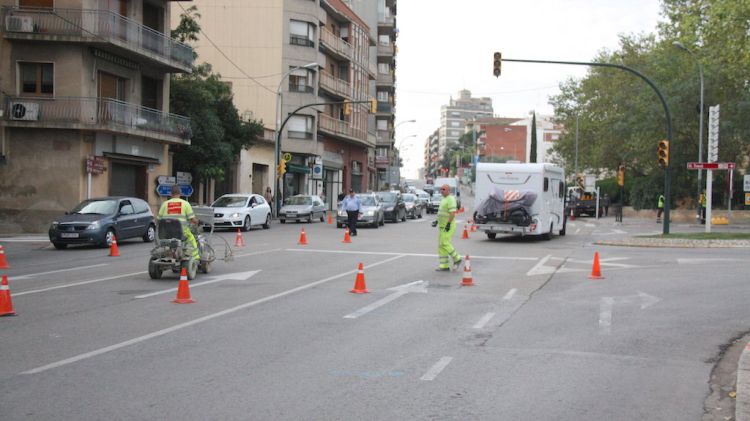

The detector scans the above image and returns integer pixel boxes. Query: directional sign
[156,184,172,196]
[687,162,735,170]
[744,175,750,192]
[180,184,194,197]
[157,176,176,185]
[176,171,192,185]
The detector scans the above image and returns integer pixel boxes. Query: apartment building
[439,89,492,156]
[466,117,526,162]
[173,0,398,208]
[0,0,193,233]
[423,128,439,178]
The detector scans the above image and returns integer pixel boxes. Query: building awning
[286,163,310,174]
[103,152,160,164]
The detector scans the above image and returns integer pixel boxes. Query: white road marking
[420,356,453,381]
[585,223,596,227]
[344,280,428,319]
[12,263,109,280]
[14,272,146,296]
[287,248,538,261]
[233,248,281,258]
[134,270,260,299]
[567,222,577,227]
[599,297,614,335]
[503,288,518,300]
[526,255,552,276]
[21,255,405,375]
[0,236,50,242]
[575,228,581,235]
[677,258,747,265]
[472,312,496,329]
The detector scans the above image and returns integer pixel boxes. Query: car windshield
[377,192,396,202]
[403,194,416,202]
[212,196,248,208]
[71,199,117,215]
[432,193,442,200]
[419,193,430,200]
[285,196,312,206]
[358,195,377,206]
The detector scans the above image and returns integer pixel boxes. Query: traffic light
[617,165,625,187]
[277,160,286,178]
[343,101,351,116]
[657,140,669,167]
[370,98,377,114]
[493,52,502,77]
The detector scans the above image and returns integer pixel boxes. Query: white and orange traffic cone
[461,225,469,239]
[350,263,369,294]
[460,256,474,286]
[109,235,120,257]
[298,228,308,245]
[589,252,604,280]
[342,227,352,243]
[0,275,17,316]
[0,245,9,269]
[172,268,195,304]
[235,228,246,247]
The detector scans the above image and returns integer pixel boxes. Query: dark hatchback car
[48,197,156,249]
[376,191,406,222]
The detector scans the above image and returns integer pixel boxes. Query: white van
[473,163,566,239]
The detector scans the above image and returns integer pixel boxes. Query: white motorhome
[473,163,566,239]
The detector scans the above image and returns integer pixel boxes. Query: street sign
[744,175,750,192]
[686,162,735,170]
[156,184,172,196]
[176,171,192,185]
[179,184,194,197]
[745,193,750,206]
[157,176,176,185]
[311,163,322,179]
[85,155,106,175]
[708,105,720,162]
[283,153,292,162]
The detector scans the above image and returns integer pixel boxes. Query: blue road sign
[156,184,172,196]
[179,184,194,197]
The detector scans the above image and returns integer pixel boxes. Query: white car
[210,194,272,231]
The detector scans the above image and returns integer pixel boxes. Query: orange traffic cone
[461,225,469,239]
[0,245,9,269]
[350,262,369,294]
[298,228,308,245]
[234,228,246,247]
[172,268,195,304]
[327,213,333,224]
[342,227,352,243]
[569,208,576,221]
[460,256,474,286]
[109,235,120,257]
[0,275,17,316]
[589,252,604,279]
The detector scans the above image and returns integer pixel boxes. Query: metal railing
[377,72,394,85]
[378,15,395,27]
[377,43,394,56]
[319,70,350,98]
[319,114,367,143]
[3,96,192,140]
[2,6,194,69]
[319,26,352,60]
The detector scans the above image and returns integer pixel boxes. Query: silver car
[210,194,272,231]
[279,195,326,223]
[336,193,385,228]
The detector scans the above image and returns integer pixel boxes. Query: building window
[376,147,388,158]
[288,115,314,139]
[378,35,390,46]
[376,119,389,131]
[19,62,53,96]
[378,63,390,74]
[377,91,390,102]
[290,20,315,47]
[289,67,314,93]
[450,121,460,127]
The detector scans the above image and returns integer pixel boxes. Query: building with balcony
[423,129,439,178]
[0,0,193,232]
[439,89,493,157]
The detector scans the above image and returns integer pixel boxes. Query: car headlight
[366,210,375,216]
[406,203,414,209]
[338,210,346,216]
[86,221,100,230]
[50,221,59,229]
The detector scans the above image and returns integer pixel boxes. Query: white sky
[394,0,664,179]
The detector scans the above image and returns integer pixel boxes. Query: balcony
[318,114,370,147]
[375,156,390,167]
[319,70,351,99]
[2,96,192,145]
[376,101,394,115]
[377,72,395,87]
[376,130,392,146]
[2,6,193,73]
[377,43,394,57]
[319,26,352,61]
[378,15,395,31]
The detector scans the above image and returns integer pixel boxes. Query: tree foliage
[529,112,537,163]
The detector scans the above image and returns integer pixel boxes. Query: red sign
[85,155,106,175]
[686,162,735,170]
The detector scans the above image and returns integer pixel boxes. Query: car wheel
[401,211,406,222]
[486,232,497,240]
[418,210,423,219]
[280,219,286,224]
[143,224,156,242]
[263,214,271,229]
[336,222,343,228]
[320,213,325,223]
[102,229,116,248]
[52,242,67,250]
[241,216,251,232]
[148,258,162,279]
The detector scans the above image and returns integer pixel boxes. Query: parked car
[416,191,431,209]
[210,193,272,231]
[336,193,385,228]
[402,193,424,219]
[48,197,155,249]
[279,195,326,223]
[376,191,406,222]
[426,192,442,214]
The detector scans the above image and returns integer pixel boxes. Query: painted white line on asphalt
[21,255,405,375]
[575,228,581,235]
[0,236,50,242]
[286,248,538,261]
[472,312,496,329]
[420,356,453,381]
[525,255,552,276]
[677,258,746,265]
[12,263,109,280]
[134,270,261,299]
[234,248,282,258]
[599,297,614,335]
[503,288,518,300]
[343,280,427,319]
[14,272,146,296]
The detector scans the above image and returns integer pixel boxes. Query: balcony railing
[319,26,352,60]
[319,114,368,144]
[2,7,194,71]
[378,15,395,28]
[377,72,394,85]
[376,101,394,114]
[319,70,351,98]
[377,43,394,56]
[3,96,192,142]
[375,156,389,165]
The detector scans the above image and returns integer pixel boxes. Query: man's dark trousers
[346,210,359,235]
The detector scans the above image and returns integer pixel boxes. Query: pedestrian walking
[341,189,361,236]
[264,187,273,213]
[603,194,610,217]
[699,191,706,225]
[656,194,665,223]
[431,184,461,271]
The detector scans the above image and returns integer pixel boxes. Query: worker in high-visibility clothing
[158,185,200,259]
[699,191,707,225]
[431,184,462,271]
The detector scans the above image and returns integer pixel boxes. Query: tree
[529,112,537,163]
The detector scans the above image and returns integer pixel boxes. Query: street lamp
[274,61,319,216]
[673,41,705,219]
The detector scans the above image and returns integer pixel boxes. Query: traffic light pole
[274,99,376,217]
[500,57,674,234]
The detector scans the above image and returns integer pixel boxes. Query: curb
[595,238,750,248]
[737,342,750,421]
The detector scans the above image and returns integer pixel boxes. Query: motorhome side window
[543,177,549,192]
[559,181,565,198]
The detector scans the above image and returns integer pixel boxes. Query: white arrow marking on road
[344,280,428,319]
[525,255,552,276]
[599,292,661,334]
[585,223,596,227]
[473,312,496,329]
[592,229,627,236]
[503,288,518,300]
[12,263,109,280]
[134,270,261,299]
[420,356,453,381]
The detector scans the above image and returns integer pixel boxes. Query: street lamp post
[673,41,705,220]
[274,62,318,217]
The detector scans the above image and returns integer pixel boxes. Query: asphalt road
[1,199,748,420]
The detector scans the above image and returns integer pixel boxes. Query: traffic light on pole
[617,165,625,187]
[277,160,286,178]
[370,98,377,114]
[343,101,351,116]
[657,140,669,168]
[493,52,502,77]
